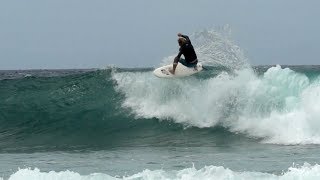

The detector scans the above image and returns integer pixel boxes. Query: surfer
[169,33,198,74]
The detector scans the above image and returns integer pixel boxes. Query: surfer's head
[178,37,187,46]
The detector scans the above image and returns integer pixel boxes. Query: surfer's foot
[194,66,198,71]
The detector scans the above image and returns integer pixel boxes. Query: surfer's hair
[178,37,187,45]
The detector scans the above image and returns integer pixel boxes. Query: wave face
[0,70,126,151]
[4,163,320,180]
[1,65,320,152]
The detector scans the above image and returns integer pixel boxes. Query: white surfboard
[153,62,203,78]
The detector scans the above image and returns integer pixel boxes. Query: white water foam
[226,65,320,144]
[112,65,320,145]
[4,163,320,180]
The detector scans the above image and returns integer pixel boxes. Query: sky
[0,0,319,69]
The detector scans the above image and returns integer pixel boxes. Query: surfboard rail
[153,62,203,78]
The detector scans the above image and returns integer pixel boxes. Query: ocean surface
[1,65,320,180]
[1,30,320,179]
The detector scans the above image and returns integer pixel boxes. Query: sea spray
[161,27,249,70]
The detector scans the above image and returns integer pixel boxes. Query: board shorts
[179,58,198,68]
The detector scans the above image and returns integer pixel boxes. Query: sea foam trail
[4,163,320,180]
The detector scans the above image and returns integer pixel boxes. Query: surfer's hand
[177,33,182,37]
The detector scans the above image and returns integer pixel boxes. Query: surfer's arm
[176,50,183,60]
[180,35,189,41]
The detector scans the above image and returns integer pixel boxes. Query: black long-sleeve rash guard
[176,35,198,63]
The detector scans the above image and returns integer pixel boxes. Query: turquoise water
[1,65,320,179]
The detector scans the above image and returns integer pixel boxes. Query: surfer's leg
[180,59,198,69]
[178,58,188,67]
[189,59,198,70]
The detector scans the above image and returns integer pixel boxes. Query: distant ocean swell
[3,163,320,180]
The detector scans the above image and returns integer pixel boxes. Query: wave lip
[5,163,320,180]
